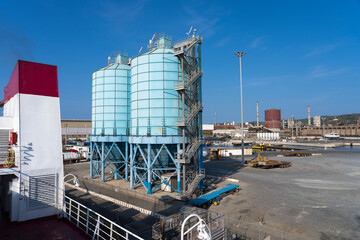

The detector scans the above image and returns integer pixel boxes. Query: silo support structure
[129,142,181,194]
[90,138,129,182]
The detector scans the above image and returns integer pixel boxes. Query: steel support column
[101,141,105,182]
[147,144,151,194]
[129,142,181,194]
[130,143,134,189]
[89,141,128,182]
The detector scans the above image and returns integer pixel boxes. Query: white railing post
[77,203,80,227]
[97,215,100,240]
[86,208,89,235]
[69,198,72,220]
[110,222,113,239]
[93,217,100,240]
[64,195,143,240]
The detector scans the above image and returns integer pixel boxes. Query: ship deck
[0,211,90,240]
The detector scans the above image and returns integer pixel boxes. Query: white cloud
[183,6,220,38]
[304,44,339,58]
[182,3,231,38]
[249,36,265,48]
[306,65,347,79]
[215,36,231,47]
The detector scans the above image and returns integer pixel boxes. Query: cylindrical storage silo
[92,55,130,136]
[265,109,281,129]
[127,34,203,195]
[90,54,131,182]
[130,37,181,136]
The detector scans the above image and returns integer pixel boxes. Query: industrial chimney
[215,111,217,125]
[256,101,259,127]
[308,105,311,125]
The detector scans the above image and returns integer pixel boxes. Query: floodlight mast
[234,51,247,165]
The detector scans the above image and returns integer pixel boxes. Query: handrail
[63,195,143,240]
[173,35,203,49]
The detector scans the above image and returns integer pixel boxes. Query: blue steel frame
[129,136,182,194]
[197,42,204,189]
[88,35,203,195]
[90,136,129,182]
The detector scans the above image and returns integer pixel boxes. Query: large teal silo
[130,37,181,136]
[90,54,130,182]
[129,36,183,194]
[92,54,130,136]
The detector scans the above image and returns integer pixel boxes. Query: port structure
[128,34,183,195]
[129,137,182,194]
[89,34,204,196]
[173,33,205,197]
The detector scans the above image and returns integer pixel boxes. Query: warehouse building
[61,119,91,140]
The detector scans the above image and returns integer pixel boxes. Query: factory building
[287,117,295,128]
[61,119,91,140]
[90,33,204,197]
[203,124,215,131]
[313,116,321,127]
[265,108,281,129]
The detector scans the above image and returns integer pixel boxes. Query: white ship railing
[64,195,143,240]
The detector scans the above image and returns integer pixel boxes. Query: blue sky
[0,0,359,123]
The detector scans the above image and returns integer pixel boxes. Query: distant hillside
[298,113,360,125]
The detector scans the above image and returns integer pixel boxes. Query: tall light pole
[234,51,246,165]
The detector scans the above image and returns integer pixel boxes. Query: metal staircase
[174,38,202,56]
[186,139,202,161]
[184,168,205,198]
[185,71,203,89]
[175,103,203,127]
[173,33,204,198]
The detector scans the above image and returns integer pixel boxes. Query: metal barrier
[152,208,225,240]
[64,195,143,240]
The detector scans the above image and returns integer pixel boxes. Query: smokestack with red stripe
[256,101,259,127]
[308,105,311,125]
[0,60,64,221]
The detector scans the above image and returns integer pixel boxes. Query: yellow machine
[249,153,291,169]
[252,144,267,151]
[249,153,267,167]
[4,149,15,168]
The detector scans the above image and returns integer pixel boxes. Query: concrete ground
[204,149,360,240]
[65,148,360,240]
